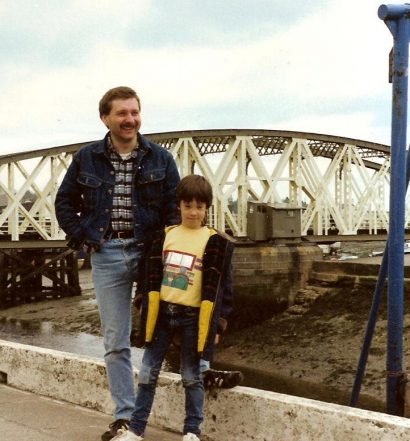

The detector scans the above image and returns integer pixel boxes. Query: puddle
[0,318,146,369]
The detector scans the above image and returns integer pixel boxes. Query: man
[55,86,180,441]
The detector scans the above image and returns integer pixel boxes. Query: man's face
[101,97,141,144]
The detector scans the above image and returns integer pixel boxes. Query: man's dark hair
[176,175,213,208]
[99,86,141,116]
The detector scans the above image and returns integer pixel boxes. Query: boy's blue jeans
[130,302,204,436]
[91,238,143,420]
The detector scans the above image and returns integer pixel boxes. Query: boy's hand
[217,317,228,334]
[133,293,143,311]
[130,329,145,348]
[214,334,220,345]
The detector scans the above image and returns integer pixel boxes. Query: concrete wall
[309,259,410,290]
[1,339,410,441]
[231,244,322,327]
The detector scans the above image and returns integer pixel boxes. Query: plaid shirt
[107,137,139,232]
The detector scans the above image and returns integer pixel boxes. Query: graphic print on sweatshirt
[162,250,203,291]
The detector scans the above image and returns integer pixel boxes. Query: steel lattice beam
[0,130,401,239]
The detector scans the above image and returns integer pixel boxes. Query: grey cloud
[0,0,325,68]
[125,0,325,48]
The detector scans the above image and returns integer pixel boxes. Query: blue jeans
[91,238,143,420]
[130,302,204,436]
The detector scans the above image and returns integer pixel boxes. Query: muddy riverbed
[0,241,406,415]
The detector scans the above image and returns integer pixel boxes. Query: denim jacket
[55,133,180,246]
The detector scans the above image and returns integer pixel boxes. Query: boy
[113,175,235,441]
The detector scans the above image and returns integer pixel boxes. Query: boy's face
[179,198,207,229]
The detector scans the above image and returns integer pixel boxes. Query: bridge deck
[0,240,68,249]
[304,234,410,243]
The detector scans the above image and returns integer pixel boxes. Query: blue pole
[350,144,410,408]
[378,3,410,415]
[350,248,388,407]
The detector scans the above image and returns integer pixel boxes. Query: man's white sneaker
[182,433,200,441]
[111,429,144,440]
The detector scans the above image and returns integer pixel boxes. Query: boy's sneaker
[101,419,130,441]
[111,429,144,440]
[182,433,200,441]
[202,369,244,389]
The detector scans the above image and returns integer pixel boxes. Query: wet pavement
[0,384,181,441]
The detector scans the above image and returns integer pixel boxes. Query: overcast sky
[0,0,400,155]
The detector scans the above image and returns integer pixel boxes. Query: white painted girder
[0,132,403,239]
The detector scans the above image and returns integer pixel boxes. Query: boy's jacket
[137,225,234,360]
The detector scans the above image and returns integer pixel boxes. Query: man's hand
[67,237,83,251]
[83,241,101,254]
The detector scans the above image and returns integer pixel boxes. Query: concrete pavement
[3,341,410,441]
[0,384,181,441]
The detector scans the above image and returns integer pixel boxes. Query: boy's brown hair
[99,86,141,116]
[176,174,213,208]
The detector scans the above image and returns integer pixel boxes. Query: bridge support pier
[0,241,80,309]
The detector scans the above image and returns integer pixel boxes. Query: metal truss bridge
[0,129,404,241]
